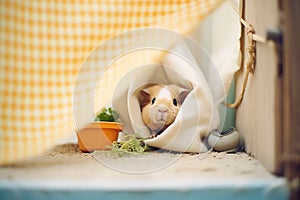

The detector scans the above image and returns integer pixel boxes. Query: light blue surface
[220,79,236,132]
[0,179,290,200]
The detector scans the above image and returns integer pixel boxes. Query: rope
[245,25,255,74]
[226,1,257,108]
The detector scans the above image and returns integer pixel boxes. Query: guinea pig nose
[158,107,167,113]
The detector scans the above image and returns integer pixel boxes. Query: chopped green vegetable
[94,135,152,157]
[95,107,120,122]
[112,138,144,155]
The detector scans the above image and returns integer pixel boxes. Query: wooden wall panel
[236,0,281,173]
[282,0,300,199]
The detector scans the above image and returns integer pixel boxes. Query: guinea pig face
[139,84,189,133]
[147,87,180,126]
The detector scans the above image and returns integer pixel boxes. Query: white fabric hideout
[113,59,219,153]
[112,3,240,153]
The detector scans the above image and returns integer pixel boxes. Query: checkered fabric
[0,0,223,164]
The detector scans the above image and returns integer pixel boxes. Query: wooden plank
[282,0,300,199]
[235,0,281,173]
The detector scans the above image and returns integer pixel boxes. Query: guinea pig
[139,84,190,138]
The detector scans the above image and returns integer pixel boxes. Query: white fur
[157,87,172,100]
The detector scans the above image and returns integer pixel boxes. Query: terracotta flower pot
[76,121,124,152]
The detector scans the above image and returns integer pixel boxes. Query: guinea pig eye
[173,98,178,106]
[151,97,156,105]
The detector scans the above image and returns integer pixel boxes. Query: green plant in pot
[94,107,120,122]
[76,107,124,152]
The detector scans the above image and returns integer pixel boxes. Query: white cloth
[112,3,240,153]
[113,42,220,153]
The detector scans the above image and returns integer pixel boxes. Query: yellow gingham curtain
[0,0,223,165]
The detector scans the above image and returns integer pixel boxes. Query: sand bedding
[0,143,275,183]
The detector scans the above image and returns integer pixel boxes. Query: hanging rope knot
[226,22,256,108]
[246,45,255,73]
[227,1,267,109]
[246,24,255,74]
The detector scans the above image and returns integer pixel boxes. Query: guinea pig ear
[167,84,190,104]
[139,89,151,106]
[179,90,190,104]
